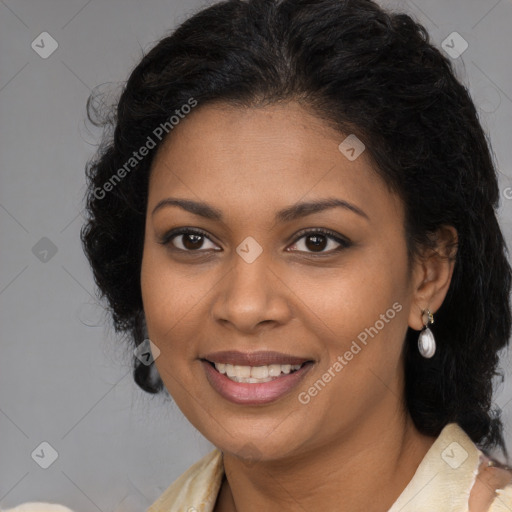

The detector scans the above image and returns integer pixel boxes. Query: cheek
[291,258,409,430]
[141,261,200,409]
[297,245,408,343]
[295,240,410,402]
[141,234,209,324]
[140,243,200,369]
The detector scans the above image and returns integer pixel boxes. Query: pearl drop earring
[418,309,436,358]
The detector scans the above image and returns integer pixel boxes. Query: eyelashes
[286,228,351,254]
[158,227,352,256]
[159,227,220,252]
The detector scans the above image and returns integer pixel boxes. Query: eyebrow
[151,197,369,222]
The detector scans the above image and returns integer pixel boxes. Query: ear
[408,225,458,331]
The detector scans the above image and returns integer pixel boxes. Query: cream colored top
[147,423,512,512]
[0,505,75,512]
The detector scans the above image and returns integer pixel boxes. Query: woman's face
[141,101,419,461]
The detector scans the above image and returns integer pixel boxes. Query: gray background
[1,0,511,510]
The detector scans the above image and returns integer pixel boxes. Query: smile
[212,362,303,383]
[201,356,314,405]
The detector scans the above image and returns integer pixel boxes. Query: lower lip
[202,360,313,405]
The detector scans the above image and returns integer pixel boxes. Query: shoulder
[147,448,224,512]
[469,455,512,512]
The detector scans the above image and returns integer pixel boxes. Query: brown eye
[288,229,351,255]
[160,228,220,252]
[304,233,329,252]
[181,233,206,250]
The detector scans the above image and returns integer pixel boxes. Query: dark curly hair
[81,0,512,457]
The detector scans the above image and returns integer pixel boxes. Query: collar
[387,422,483,512]
[148,422,484,512]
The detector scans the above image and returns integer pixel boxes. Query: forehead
[147,101,403,227]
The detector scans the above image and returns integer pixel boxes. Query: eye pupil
[305,234,327,252]
[183,233,204,250]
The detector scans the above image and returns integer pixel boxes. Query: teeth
[213,362,303,383]
[268,364,282,377]
[234,365,251,378]
[251,366,268,379]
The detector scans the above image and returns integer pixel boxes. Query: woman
[80,0,512,510]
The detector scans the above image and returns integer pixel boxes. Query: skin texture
[468,456,512,512]
[140,101,458,511]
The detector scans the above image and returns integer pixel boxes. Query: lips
[201,350,311,367]
[200,350,315,405]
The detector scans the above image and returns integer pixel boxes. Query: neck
[218,411,436,512]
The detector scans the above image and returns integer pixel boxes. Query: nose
[210,250,292,333]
